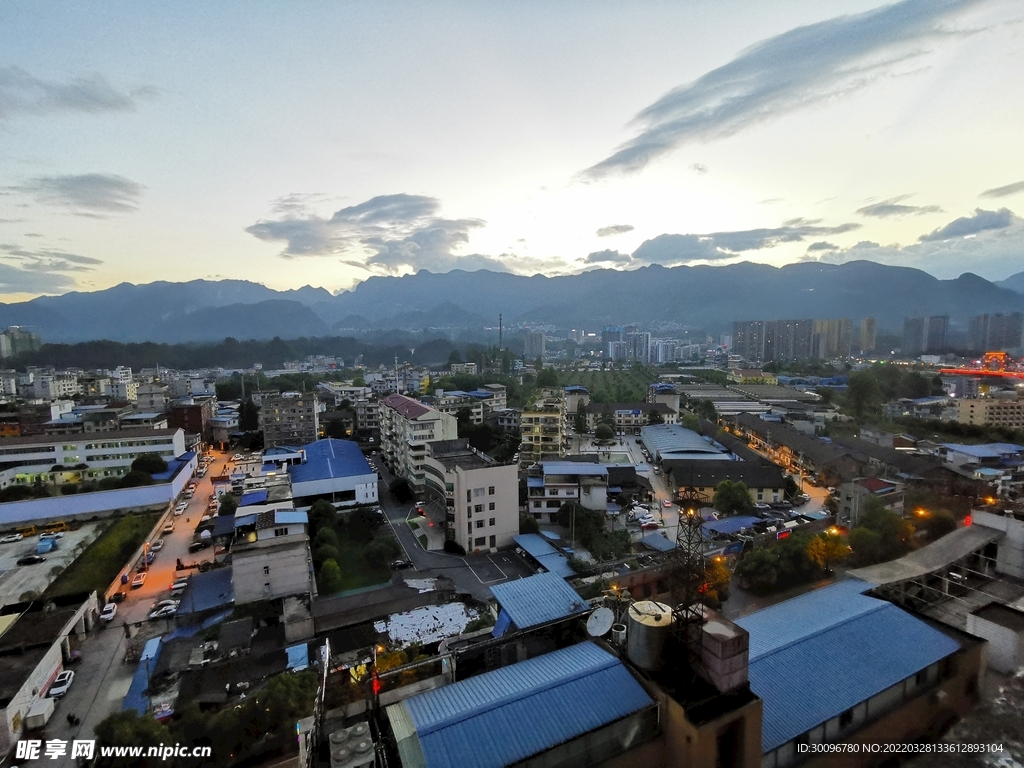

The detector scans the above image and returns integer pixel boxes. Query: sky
[2,0,1024,303]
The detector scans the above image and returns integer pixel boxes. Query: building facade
[519,390,567,466]
[379,394,458,487]
[958,396,1024,429]
[260,393,320,447]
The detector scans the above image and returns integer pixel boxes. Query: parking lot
[0,522,107,605]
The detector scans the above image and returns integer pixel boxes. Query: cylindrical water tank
[610,623,627,646]
[627,600,673,671]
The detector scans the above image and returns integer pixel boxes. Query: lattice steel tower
[669,486,710,681]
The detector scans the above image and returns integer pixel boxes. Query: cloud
[0,263,77,295]
[807,241,839,251]
[630,220,860,266]
[247,192,503,274]
[0,66,157,119]
[690,163,709,174]
[596,224,634,237]
[0,243,103,274]
[918,208,1015,241]
[856,194,943,217]
[13,174,144,215]
[980,180,1024,199]
[582,0,986,178]
[585,249,632,265]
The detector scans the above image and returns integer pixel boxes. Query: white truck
[25,697,55,730]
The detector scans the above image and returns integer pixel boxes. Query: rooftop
[387,642,654,768]
[382,393,432,420]
[489,572,588,634]
[289,438,373,484]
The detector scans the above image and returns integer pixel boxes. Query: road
[31,452,225,767]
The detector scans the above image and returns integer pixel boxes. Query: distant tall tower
[860,318,877,353]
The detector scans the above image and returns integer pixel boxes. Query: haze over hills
[1,261,1023,344]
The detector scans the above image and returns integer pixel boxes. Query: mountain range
[1,261,1023,344]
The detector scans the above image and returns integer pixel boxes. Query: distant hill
[0,261,1021,343]
[997,271,1024,294]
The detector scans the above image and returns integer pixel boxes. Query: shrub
[314,545,340,564]
[443,539,466,556]
[131,454,168,474]
[318,559,343,594]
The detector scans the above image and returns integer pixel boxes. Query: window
[473,488,484,498]
[467,490,471,502]
[915,669,927,687]
[263,566,270,575]
[489,518,495,526]
[839,709,853,729]
[488,502,495,510]
[467,507,472,518]
[475,536,486,546]
[474,504,483,514]
[488,486,495,495]
[467,523,472,534]
[274,527,289,537]
[546,500,560,508]
[476,520,485,529]
[533,501,541,508]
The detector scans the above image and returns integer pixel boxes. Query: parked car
[641,522,660,531]
[131,572,147,589]
[233,454,243,461]
[152,599,180,611]
[188,541,209,553]
[175,502,188,514]
[150,539,165,553]
[47,671,75,698]
[110,590,127,603]
[100,603,118,622]
[162,522,175,535]
[39,532,64,539]
[390,559,414,570]
[662,500,673,508]
[753,502,771,510]
[17,554,47,565]
[0,533,23,544]
[148,604,177,620]
[772,500,793,510]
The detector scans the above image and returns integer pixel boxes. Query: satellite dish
[586,607,615,637]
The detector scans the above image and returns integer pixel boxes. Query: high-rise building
[903,316,948,355]
[601,326,625,347]
[732,320,766,362]
[968,313,1024,352]
[860,318,877,352]
[625,331,652,364]
[811,318,853,359]
[524,332,546,361]
[0,327,42,359]
[259,392,320,447]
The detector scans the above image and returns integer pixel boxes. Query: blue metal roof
[176,568,234,615]
[490,572,588,631]
[526,476,544,488]
[234,513,258,528]
[639,531,676,551]
[703,516,762,535]
[512,534,576,578]
[289,438,373,484]
[400,642,653,768]
[275,510,308,525]
[735,580,961,752]
[239,489,269,507]
[942,442,1024,458]
[541,462,608,476]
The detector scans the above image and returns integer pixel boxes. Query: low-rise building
[957,395,1024,429]
[837,477,904,526]
[663,460,788,505]
[288,438,378,507]
[232,509,316,605]
[526,461,611,522]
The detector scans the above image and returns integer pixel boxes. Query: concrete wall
[966,613,1022,674]
[451,461,519,553]
[974,510,1024,579]
[233,537,313,605]
[291,472,378,506]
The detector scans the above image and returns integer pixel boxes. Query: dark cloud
[918,208,1015,241]
[0,243,103,274]
[596,224,634,237]
[630,220,860,266]
[0,263,77,294]
[13,174,144,214]
[582,0,985,179]
[806,241,838,251]
[856,194,942,218]
[247,193,503,274]
[980,180,1024,199]
[0,66,157,119]
[585,249,632,265]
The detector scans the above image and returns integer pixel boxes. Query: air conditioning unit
[329,722,375,768]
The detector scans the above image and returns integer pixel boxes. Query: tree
[845,370,882,418]
[595,423,615,442]
[694,399,718,422]
[94,710,174,758]
[314,544,340,564]
[574,402,588,434]
[308,499,337,532]
[647,408,665,425]
[680,413,700,431]
[806,532,850,573]
[120,470,154,488]
[131,454,168,474]
[735,548,778,591]
[314,527,339,549]
[703,557,732,607]
[519,513,540,534]
[238,398,260,431]
[318,559,343,593]
[365,537,401,568]
[447,349,463,367]
[713,480,754,516]
[536,367,559,388]
[218,494,238,516]
[775,532,816,583]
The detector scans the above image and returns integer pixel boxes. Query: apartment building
[423,439,518,553]
[354,398,380,435]
[379,393,458,487]
[449,362,478,375]
[260,392,321,447]
[519,390,567,466]
[958,395,1024,429]
[32,373,80,400]
[169,396,217,442]
[232,509,316,604]
[428,384,508,425]
[136,382,170,411]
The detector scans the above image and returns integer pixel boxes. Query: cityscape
[3,2,1024,768]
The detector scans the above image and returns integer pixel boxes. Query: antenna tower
[668,486,710,683]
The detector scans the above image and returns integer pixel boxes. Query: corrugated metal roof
[639,531,676,551]
[289,438,373,484]
[397,642,653,768]
[703,516,762,535]
[735,579,877,660]
[274,510,308,525]
[541,462,608,476]
[489,572,588,630]
[512,534,576,578]
[239,489,269,507]
[749,603,960,752]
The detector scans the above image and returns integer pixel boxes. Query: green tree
[713,480,754,516]
[120,470,154,488]
[314,544,340,564]
[574,402,588,433]
[735,548,778,591]
[365,536,402,568]
[308,499,337,532]
[845,370,882,418]
[520,513,540,534]
[131,454,168,474]
[703,557,732,607]
[680,412,700,431]
[775,532,816,583]
[314,527,339,549]
[238,398,260,431]
[94,710,174,759]
[218,494,238,516]
[447,349,463,367]
[694,399,718,422]
[318,559,343,593]
[647,408,665,425]
[595,423,615,442]
[848,526,883,565]
[536,367,559,388]
[806,532,850,573]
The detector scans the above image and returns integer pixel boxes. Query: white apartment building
[136,382,170,411]
[958,396,1024,430]
[379,394,458,487]
[519,390,567,466]
[33,374,80,400]
[424,439,519,553]
[111,380,139,402]
[233,509,316,604]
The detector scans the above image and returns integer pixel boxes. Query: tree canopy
[713,480,754,516]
